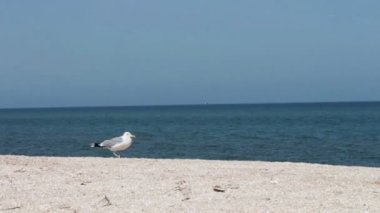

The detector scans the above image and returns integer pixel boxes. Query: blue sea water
[0,102,379,167]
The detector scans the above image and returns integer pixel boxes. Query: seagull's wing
[99,136,122,148]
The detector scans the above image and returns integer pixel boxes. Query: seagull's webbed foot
[113,152,121,158]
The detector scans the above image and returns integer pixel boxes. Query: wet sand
[1,155,379,212]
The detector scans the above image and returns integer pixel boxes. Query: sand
[1,156,380,212]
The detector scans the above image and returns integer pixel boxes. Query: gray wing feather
[99,136,122,148]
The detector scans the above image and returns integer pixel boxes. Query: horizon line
[1,100,380,110]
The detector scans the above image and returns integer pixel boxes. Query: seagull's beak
[131,134,136,138]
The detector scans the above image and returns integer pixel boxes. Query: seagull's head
[123,132,136,138]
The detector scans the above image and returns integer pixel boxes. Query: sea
[0,102,379,167]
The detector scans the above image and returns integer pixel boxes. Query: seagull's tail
[90,143,101,148]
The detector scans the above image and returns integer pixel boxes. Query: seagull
[91,132,136,158]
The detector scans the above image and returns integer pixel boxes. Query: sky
[1,0,380,108]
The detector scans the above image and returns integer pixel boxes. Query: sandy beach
[1,156,379,212]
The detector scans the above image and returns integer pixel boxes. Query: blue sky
[1,0,379,108]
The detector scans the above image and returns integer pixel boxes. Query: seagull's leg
[113,152,120,158]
